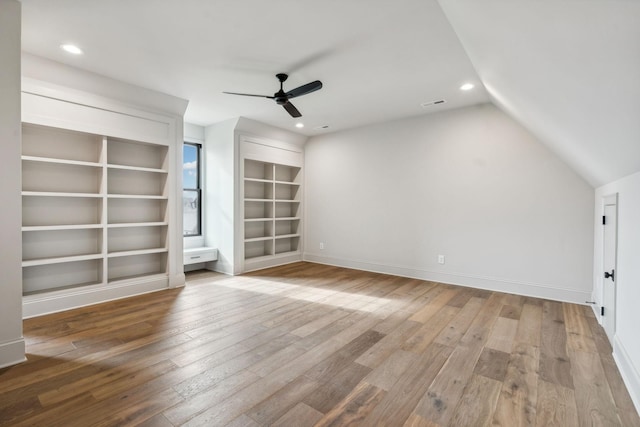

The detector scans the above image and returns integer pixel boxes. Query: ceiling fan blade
[222,91,274,99]
[282,101,302,118]
[285,80,322,99]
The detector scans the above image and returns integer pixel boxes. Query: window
[183,142,202,236]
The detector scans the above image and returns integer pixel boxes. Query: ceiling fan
[223,73,322,118]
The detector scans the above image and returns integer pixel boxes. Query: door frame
[600,193,618,343]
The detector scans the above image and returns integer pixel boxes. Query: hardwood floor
[1,262,638,426]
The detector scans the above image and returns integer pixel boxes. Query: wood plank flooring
[1,262,638,426]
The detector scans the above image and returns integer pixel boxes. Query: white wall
[204,118,238,274]
[0,0,25,368]
[594,172,640,411]
[304,104,594,303]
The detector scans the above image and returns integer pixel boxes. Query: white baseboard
[23,275,169,319]
[0,338,26,369]
[302,253,591,304]
[208,259,234,276]
[613,335,640,415]
[590,292,602,323]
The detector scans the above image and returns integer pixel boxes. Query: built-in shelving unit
[242,155,302,271]
[21,124,170,297]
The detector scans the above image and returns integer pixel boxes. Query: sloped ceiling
[438,0,640,187]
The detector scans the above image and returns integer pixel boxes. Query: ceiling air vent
[421,99,446,108]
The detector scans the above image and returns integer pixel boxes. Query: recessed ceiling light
[60,44,83,55]
[460,83,474,91]
[295,123,304,128]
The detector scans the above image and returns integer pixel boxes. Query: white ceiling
[20,0,488,135]
[20,0,640,187]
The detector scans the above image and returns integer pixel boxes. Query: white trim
[613,335,640,415]
[239,134,304,155]
[23,276,169,318]
[207,257,235,276]
[21,89,175,146]
[590,292,602,320]
[303,253,591,304]
[0,339,26,369]
[600,192,619,342]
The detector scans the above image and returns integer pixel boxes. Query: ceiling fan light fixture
[60,44,83,55]
[460,83,474,91]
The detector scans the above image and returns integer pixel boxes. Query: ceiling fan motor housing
[274,93,289,105]
[275,74,289,104]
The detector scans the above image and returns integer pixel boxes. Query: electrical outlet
[438,255,445,264]
[319,242,324,250]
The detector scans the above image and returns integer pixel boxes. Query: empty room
[1,0,639,426]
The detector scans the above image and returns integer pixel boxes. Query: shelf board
[107,248,168,258]
[274,234,301,239]
[244,198,299,203]
[22,224,103,231]
[244,177,272,183]
[244,236,274,243]
[107,222,168,228]
[23,280,104,297]
[244,253,275,261]
[274,217,300,221]
[274,180,301,186]
[22,253,103,267]
[244,250,300,262]
[107,272,167,285]
[107,164,168,174]
[22,191,103,198]
[245,218,273,222]
[22,155,102,168]
[274,249,302,255]
[107,194,168,200]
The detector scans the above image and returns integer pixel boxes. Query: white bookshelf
[21,124,171,298]
[242,157,302,270]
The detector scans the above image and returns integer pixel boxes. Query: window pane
[183,144,198,189]
[183,189,200,236]
[183,142,202,237]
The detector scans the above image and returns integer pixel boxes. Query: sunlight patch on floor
[215,277,397,313]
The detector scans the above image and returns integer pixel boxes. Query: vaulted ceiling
[438,0,640,187]
[20,0,640,187]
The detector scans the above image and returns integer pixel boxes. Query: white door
[602,194,618,343]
